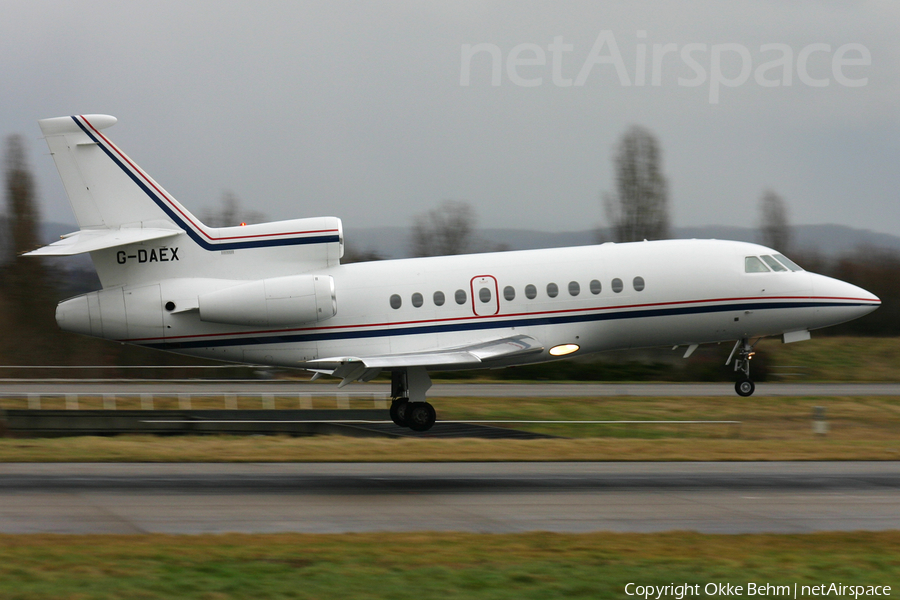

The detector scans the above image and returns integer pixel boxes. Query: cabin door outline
[470,275,500,316]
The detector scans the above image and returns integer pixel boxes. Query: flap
[309,334,544,373]
[24,227,183,256]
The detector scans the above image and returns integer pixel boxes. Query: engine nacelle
[198,274,336,327]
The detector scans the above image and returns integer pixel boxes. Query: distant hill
[344,223,900,260]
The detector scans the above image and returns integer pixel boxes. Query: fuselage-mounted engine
[198,274,336,327]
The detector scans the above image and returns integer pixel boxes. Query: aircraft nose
[811,274,880,324]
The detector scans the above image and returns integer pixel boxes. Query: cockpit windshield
[760,255,787,272]
[745,256,769,273]
[744,254,804,273]
[773,254,803,271]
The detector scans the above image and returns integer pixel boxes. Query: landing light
[549,344,580,356]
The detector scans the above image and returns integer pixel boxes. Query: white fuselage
[68,238,877,369]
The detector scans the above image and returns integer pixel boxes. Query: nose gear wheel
[728,338,758,397]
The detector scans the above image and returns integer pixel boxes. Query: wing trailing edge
[308,334,544,386]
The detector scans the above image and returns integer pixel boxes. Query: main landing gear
[728,338,757,397]
[389,368,436,432]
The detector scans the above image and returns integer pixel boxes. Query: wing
[306,334,544,387]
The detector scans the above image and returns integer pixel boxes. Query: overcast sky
[2,1,898,237]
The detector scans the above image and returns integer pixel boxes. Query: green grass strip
[0,532,897,600]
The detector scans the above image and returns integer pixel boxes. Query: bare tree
[603,125,670,243]
[200,191,265,227]
[0,134,64,363]
[410,200,476,257]
[4,135,41,256]
[341,243,384,264]
[759,189,791,252]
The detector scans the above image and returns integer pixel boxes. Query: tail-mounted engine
[198,274,336,327]
[55,274,337,342]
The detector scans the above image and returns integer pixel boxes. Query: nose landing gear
[735,378,755,397]
[728,338,757,397]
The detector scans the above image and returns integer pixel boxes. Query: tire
[735,379,755,397]
[406,402,436,432]
[390,398,410,427]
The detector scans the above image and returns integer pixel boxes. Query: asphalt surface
[1,462,898,534]
[3,381,900,397]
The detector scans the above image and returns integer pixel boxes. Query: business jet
[27,115,880,431]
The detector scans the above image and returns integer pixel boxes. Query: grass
[0,531,897,599]
[2,435,900,462]
[757,336,900,382]
[474,336,900,382]
[1,395,899,462]
[434,394,900,438]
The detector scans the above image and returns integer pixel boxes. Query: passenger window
[633,276,645,292]
[390,294,401,309]
[761,255,787,272]
[503,286,515,301]
[745,256,770,273]
[525,284,537,299]
[433,291,445,306]
[774,254,803,272]
[479,287,492,303]
[590,280,602,294]
[611,278,623,293]
[412,292,423,308]
[568,281,580,296]
[455,289,467,305]
[547,283,559,298]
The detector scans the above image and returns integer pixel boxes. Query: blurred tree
[603,125,670,243]
[759,189,791,252]
[789,247,827,275]
[826,246,900,336]
[4,135,41,256]
[341,243,384,264]
[410,200,476,257]
[1,134,63,363]
[0,215,9,265]
[200,191,265,227]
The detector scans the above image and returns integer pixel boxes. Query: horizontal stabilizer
[24,227,182,256]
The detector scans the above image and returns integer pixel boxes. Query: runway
[1,462,898,535]
[3,381,900,397]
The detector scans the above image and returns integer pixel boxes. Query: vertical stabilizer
[34,115,343,288]
[38,115,184,231]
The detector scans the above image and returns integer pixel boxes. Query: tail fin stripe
[72,116,340,251]
[75,116,201,233]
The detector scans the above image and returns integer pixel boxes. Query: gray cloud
[1,0,897,236]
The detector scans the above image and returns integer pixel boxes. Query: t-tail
[28,115,343,286]
[27,115,342,340]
